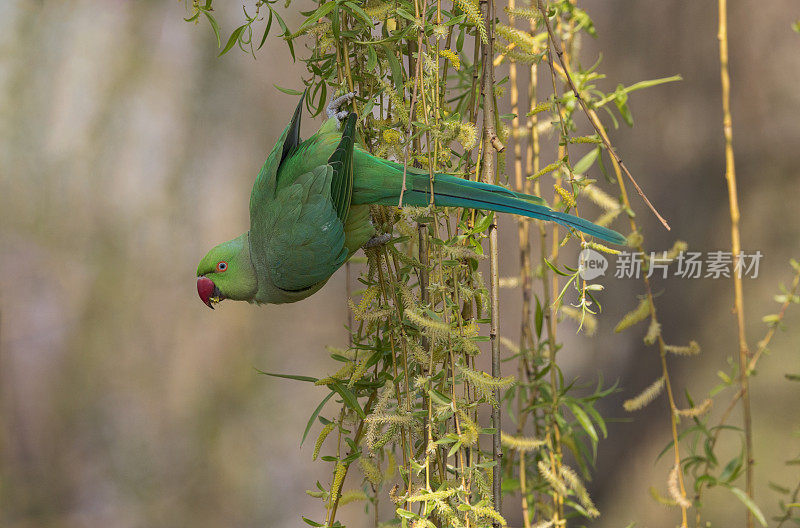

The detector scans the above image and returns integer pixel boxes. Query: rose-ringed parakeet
[196,92,626,308]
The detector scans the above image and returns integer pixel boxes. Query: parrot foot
[327,92,356,126]
[363,233,392,248]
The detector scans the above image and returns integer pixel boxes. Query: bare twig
[534,0,671,231]
[717,1,753,525]
[479,0,502,521]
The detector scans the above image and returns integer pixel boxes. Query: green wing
[250,111,358,292]
[249,91,305,217]
[327,113,357,221]
[256,165,349,291]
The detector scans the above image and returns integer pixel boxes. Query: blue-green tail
[359,155,627,245]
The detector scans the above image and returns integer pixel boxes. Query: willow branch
[535,0,671,231]
[479,0,502,520]
[717,1,753,525]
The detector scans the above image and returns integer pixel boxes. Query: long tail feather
[354,151,626,244]
[378,169,626,245]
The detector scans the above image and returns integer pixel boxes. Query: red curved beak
[197,276,222,309]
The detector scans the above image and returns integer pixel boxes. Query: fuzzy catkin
[623,376,665,411]
[583,184,621,211]
[675,398,712,417]
[667,464,691,508]
[537,460,569,496]
[454,0,487,43]
[664,340,701,356]
[338,489,368,506]
[359,457,382,486]
[644,318,662,345]
[560,464,599,517]
[313,422,336,461]
[329,462,347,505]
[471,504,507,526]
[501,432,546,452]
[615,297,651,333]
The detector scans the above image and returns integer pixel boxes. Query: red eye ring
[216,261,228,272]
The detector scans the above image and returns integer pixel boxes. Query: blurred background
[1,1,798,527]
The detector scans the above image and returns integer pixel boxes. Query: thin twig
[534,0,671,231]
[508,1,533,525]
[479,0,502,521]
[717,1,753,525]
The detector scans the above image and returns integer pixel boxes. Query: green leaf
[428,389,452,406]
[366,45,378,71]
[302,516,324,526]
[768,481,790,494]
[301,391,335,446]
[255,368,319,383]
[331,381,366,419]
[219,24,247,56]
[727,486,767,526]
[534,295,544,339]
[344,1,374,28]
[447,440,463,458]
[569,402,598,444]
[273,84,304,95]
[614,87,634,127]
[380,44,404,93]
[573,146,600,174]
[396,508,416,519]
[719,454,742,482]
[292,1,337,38]
[273,10,295,60]
[618,75,682,97]
[583,403,608,438]
[791,20,799,34]
[258,8,274,49]
[472,212,494,233]
[201,11,222,47]
[544,258,571,277]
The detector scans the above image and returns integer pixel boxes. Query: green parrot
[196,92,626,308]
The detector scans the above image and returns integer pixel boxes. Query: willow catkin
[623,376,665,412]
[615,297,651,333]
[664,340,701,356]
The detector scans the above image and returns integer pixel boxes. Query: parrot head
[196,232,258,309]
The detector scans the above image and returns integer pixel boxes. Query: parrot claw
[363,233,392,248]
[327,92,356,127]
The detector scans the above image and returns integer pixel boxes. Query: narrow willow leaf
[258,8,274,49]
[201,11,222,47]
[301,390,335,446]
[344,1,374,28]
[573,147,600,174]
[331,381,366,419]
[569,402,598,444]
[728,486,767,526]
[219,24,247,56]
[273,84,304,95]
[292,1,337,37]
[380,44,404,93]
[256,369,319,383]
[535,295,544,338]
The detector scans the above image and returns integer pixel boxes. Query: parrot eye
[216,261,228,272]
